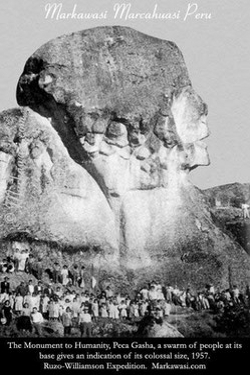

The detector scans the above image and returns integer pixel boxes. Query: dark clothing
[43,287,54,297]
[34,285,44,295]
[79,322,92,337]
[52,269,61,284]
[64,326,72,335]
[6,259,14,272]
[172,294,182,306]
[1,281,10,294]
[162,286,167,300]
[154,316,163,325]
[33,323,42,336]
[36,262,43,280]
[16,316,32,332]
[71,269,80,286]
[2,306,12,325]
[15,285,27,297]
[186,293,194,308]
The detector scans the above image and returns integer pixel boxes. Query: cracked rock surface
[1,25,246,287]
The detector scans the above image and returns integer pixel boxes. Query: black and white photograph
[0,0,249,373]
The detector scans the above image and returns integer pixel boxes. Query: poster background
[0,0,250,189]
[0,1,250,373]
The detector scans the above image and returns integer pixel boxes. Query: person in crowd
[23,291,32,308]
[140,286,149,300]
[108,299,117,319]
[48,298,60,321]
[13,249,20,271]
[5,257,15,273]
[139,300,148,317]
[18,250,29,272]
[1,300,12,326]
[153,307,164,325]
[1,276,10,294]
[35,258,43,280]
[0,258,8,273]
[43,282,54,297]
[52,262,61,284]
[99,303,108,318]
[165,285,173,303]
[14,292,24,315]
[54,286,63,299]
[78,306,92,337]
[61,265,69,287]
[71,265,80,286]
[27,279,34,295]
[242,203,250,219]
[16,302,32,333]
[231,285,240,304]
[91,298,99,321]
[119,300,128,320]
[105,286,113,299]
[62,306,73,336]
[185,288,194,308]
[34,280,43,295]
[8,292,15,309]
[79,266,86,288]
[30,307,44,336]
[21,302,31,317]
[41,294,50,319]
[25,253,35,275]
[71,297,80,320]
[15,281,27,297]
[148,285,158,301]
[172,285,183,306]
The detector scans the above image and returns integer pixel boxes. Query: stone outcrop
[0,108,118,271]
[149,320,184,338]
[204,182,250,208]
[0,26,249,289]
[203,183,250,255]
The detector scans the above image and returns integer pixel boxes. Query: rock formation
[0,108,118,271]
[149,320,184,338]
[204,183,250,255]
[204,182,250,208]
[0,26,249,289]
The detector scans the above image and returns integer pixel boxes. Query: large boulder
[0,26,247,289]
[16,26,209,201]
[150,321,184,338]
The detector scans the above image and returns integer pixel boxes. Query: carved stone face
[69,86,210,196]
[16,26,210,200]
[171,86,210,169]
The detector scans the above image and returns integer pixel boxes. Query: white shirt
[148,290,158,300]
[28,284,34,294]
[31,311,44,324]
[140,288,149,299]
[79,312,91,323]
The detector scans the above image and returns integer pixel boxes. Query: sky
[0,0,249,189]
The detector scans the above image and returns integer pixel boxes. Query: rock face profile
[0,26,249,289]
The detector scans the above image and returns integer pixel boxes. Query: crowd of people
[1,260,250,336]
[0,253,86,287]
